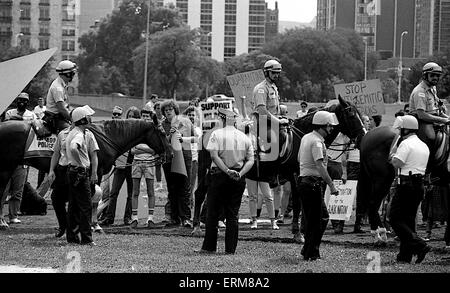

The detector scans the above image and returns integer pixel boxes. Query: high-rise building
[316,0,416,58]
[416,0,450,57]
[0,0,118,62]
[265,1,278,41]
[317,0,450,58]
[160,0,273,62]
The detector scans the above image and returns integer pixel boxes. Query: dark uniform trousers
[202,169,246,254]
[298,176,329,259]
[104,167,133,223]
[66,166,93,244]
[389,175,427,261]
[50,164,68,231]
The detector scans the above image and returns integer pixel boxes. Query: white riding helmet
[92,184,102,203]
[264,59,282,72]
[56,60,77,74]
[72,105,95,123]
[312,111,339,126]
[400,115,419,130]
[422,62,443,75]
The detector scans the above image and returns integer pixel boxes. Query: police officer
[390,115,431,264]
[43,60,77,134]
[297,111,339,261]
[409,62,449,147]
[48,125,71,237]
[66,105,99,245]
[252,59,288,125]
[198,108,254,254]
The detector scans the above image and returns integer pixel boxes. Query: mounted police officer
[409,62,449,149]
[42,60,77,135]
[198,108,254,254]
[389,115,431,264]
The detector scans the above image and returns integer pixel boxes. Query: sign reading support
[325,180,357,221]
[334,79,385,116]
[199,100,233,132]
[227,69,265,118]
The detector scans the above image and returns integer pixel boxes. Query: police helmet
[56,60,77,74]
[72,105,95,123]
[263,59,282,72]
[400,115,419,130]
[312,111,339,126]
[422,62,443,75]
[17,92,29,101]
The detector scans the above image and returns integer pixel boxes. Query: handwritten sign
[199,100,233,132]
[334,79,385,116]
[227,69,265,118]
[325,180,357,221]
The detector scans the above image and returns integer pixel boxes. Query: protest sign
[334,79,385,116]
[325,180,357,221]
[227,69,265,118]
[199,100,233,131]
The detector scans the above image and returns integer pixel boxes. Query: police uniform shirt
[297,110,308,118]
[298,130,328,177]
[207,125,254,169]
[66,127,99,168]
[393,134,429,176]
[252,79,280,115]
[409,80,440,115]
[46,76,69,114]
[5,109,36,121]
[53,127,71,166]
[33,105,46,119]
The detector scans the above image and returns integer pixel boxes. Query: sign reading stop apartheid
[334,79,385,116]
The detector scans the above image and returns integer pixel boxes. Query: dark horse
[247,96,366,239]
[0,119,172,212]
[358,124,450,244]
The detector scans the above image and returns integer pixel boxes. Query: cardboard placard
[227,69,265,118]
[325,180,357,221]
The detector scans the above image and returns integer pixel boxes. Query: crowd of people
[1,59,449,263]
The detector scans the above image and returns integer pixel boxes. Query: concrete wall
[70,94,145,113]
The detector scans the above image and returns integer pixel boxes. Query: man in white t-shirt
[33,97,46,119]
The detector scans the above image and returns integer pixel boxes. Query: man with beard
[409,62,449,149]
[3,93,37,224]
[42,60,77,135]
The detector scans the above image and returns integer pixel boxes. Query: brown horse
[0,119,172,206]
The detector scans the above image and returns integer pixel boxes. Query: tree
[133,26,211,100]
[77,0,183,95]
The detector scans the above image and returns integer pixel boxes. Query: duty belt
[68,165,90,174]
[398,174,424,185]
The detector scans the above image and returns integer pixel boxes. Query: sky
[266,0,317,23]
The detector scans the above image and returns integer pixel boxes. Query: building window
[39,7,50,20]
[20,24,30,35]
[20,6,30,20]
[39,23,49,35]
[62,40,75,51]
[62,29,75,36]
[39,38,49,50]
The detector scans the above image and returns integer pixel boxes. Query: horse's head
[142,120,173,165]
[330,95,366,149]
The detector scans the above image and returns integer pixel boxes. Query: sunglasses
[112,113,121,117]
